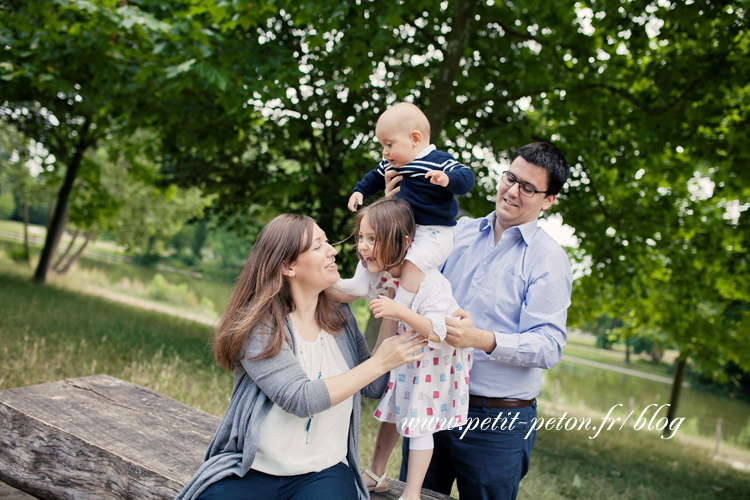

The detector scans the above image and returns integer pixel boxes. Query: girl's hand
[370,294,406,320]
[373,334,426,371]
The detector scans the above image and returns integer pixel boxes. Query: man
[394,142,573,500]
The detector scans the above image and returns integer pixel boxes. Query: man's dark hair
[512,142,570,195]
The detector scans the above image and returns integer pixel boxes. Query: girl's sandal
[363,468,389,493]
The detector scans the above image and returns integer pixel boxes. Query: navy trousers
[401,400,537,500]
[197,462,358,500]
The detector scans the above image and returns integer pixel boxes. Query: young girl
[345,197,473,500]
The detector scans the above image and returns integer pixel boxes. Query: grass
[521,405,750,499]
[0,262,228,415]
[2,258,750,499]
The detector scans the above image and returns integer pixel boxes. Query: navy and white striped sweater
[353,149,475,227]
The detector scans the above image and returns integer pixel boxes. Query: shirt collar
[414,144,436,159]
[480,212,539,245]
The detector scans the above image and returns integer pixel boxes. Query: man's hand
[384,168,403,198]
[348,192,364,211]
[445,308,497,353]
[370,294,407,320]
[425,170,449,187]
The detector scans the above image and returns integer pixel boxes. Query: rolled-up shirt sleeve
[490,257,572,369]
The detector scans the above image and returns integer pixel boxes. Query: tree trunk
[424,0,479,137]
[58,232,95,275]
[625,342,631,364]
[22,200,29,262]
[664,355,688,438]
[33,117,92,284]
[52,228,80,271]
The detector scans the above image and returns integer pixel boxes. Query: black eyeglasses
[501,171,550,198]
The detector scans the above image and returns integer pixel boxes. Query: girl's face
[357,215,385,272]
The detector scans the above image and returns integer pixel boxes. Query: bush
[147,274,190,306]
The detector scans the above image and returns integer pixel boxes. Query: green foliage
[0,189,14,219]
[3,1,748,381]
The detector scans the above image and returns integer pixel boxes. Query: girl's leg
[362,421,401,489]
[401,434,434,500]
[372,318,398,353]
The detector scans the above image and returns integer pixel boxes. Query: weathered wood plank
[0,481,37,500]
[0,375,219,499]
[0,375,454,500]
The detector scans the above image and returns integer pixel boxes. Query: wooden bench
[0,375,454,499]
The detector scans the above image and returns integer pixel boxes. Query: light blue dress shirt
[441,212,572,400]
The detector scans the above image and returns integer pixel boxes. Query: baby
[336,102,474,313]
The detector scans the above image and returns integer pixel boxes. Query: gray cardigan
[176,305,387,500]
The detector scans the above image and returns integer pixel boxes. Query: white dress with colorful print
[373,270,473,438]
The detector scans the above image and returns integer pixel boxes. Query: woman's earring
[290,271,296,277]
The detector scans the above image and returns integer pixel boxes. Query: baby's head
[354,198,415,273]
[375,102,431,168]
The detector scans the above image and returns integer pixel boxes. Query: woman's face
[357,214,385,272]
[289,223,340,291]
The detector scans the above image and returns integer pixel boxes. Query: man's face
[495,156,556,233]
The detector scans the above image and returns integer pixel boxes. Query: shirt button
[483,261,488,266]
[473,283,478,287]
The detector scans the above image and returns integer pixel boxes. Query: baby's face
[375,120,419,169]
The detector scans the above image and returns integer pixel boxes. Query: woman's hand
[369,294,406,320]
[373,334,426,372]
[384,168,403,198]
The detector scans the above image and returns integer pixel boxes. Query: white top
[252,329,353,475]
[374,269,473,437]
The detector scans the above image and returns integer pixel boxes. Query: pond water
[542,360,750,445]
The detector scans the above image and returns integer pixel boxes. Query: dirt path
[80,285,218,327]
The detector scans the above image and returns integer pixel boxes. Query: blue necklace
[296,329,324,444]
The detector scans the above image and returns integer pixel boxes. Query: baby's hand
[425,170,449,187]
[370,295,406,320]
[348,192,364,211]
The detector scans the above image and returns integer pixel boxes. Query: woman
[176,214,426,500]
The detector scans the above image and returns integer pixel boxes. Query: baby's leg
[362,421,400,490]
[401,434,435,500]
[398,260,425,295]
[332,260,373,297]
[395,225,454,308]
[393,260,422,311]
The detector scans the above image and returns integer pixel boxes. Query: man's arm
[445,250,572,369]
[444,309,497,353]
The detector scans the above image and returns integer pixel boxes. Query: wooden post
[552,379,560,409]
[714,418,723,455]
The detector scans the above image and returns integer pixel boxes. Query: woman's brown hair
[213,214,348,371]
[354,198,415,272]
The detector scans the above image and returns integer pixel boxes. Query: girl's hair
[354,198,415,271]
[213,214,348,371]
